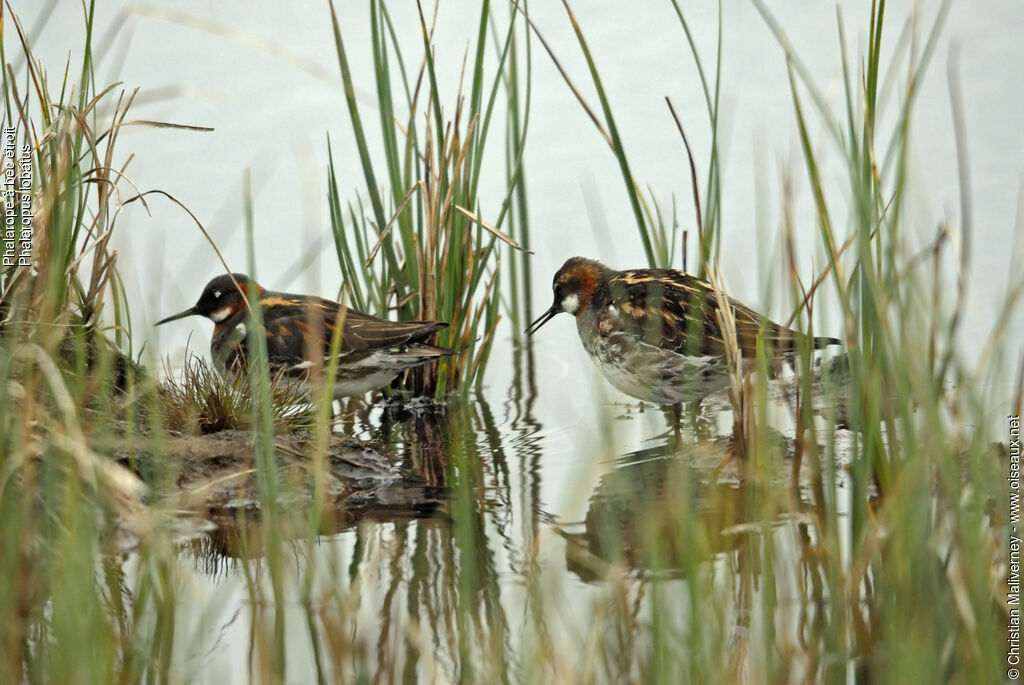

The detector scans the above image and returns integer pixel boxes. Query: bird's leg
[687,399,702,430]
[335,397,359,433]
[670,402,683,442]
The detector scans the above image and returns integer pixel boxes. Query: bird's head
[526,257,609,335]
[156,273,263,326]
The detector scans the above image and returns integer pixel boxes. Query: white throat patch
[209,306,234,323]
[561,293,580,314]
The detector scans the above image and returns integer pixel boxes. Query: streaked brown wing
[258,292,448,364]
[342,317,448,355]
[605,269,796,357]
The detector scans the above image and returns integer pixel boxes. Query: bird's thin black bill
[155,306,199,326]
[525,306,558,336]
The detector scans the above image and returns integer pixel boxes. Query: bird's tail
[399,343,457,361]
[812,336,842,349]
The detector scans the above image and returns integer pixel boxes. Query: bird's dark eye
[554,283,564,298]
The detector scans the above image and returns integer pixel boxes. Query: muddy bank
[111,427,447,557]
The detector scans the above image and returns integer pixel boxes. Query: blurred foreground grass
[0,1,1019,683]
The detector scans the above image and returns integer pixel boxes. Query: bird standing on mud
[157,274,453,398]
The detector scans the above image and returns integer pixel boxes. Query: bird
[526,257,841,405]
[156,273,454,398]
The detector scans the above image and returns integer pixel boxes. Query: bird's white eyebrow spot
[209,306,233,323]
[213,290,222,299]
[561,293,580,314]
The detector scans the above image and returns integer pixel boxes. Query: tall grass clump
[0,4,180,681]
[533,1,1019,682]
[326,0,532,399]
[0,4,323,678]
[759,1,1017,679]
[740,1,1016,679]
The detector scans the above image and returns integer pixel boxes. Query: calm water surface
[123,360,856,682]
[16,0,1022,680]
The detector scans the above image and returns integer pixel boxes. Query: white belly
[575,303,734,404]
[585,345,730,404]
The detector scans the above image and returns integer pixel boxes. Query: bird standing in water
[526,257,840,405]
[157,274,453,398]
